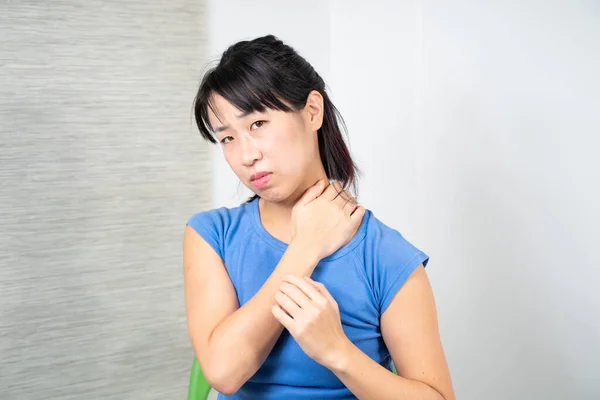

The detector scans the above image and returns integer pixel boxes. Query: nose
[240,135,262,167]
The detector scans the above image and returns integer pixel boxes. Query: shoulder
[361,210,429,267]
[185,200,255,259]
[357,210,430,314]
[187,202,246,232]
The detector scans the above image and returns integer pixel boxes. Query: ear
[304,90,324,132]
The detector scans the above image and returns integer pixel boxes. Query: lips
[250,171,272,189]
[250,171,271,181]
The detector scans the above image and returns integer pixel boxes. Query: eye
[250,120,266,130]
[220,136,233,145]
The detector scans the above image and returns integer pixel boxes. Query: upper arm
[380,265,455,400]
[183,225,239,368]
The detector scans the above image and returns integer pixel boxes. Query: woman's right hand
[291,180,365,261]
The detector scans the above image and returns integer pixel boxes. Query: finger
[296,179,327,207]
[282,275,326,305]
[333,189,354,210]
[272,304,294,330]
[275,289,302,317]
[350,205,366,223]
[320,181,343,201]
[279,281,312,309]
[342,196,358,216]
[305,277,338,307]
[345,192,358,205]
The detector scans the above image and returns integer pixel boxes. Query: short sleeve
[186,209,225,260]
[379,246,429,314]
[367,223,429,315]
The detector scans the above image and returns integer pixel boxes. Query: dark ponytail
[193,35,359,203]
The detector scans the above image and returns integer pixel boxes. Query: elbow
[215,385,240,396]
[191,335,255,395]
[203,365,245,396]
[207,376,241,396]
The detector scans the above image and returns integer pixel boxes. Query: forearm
[208,240,319,393]
[328,341,448,400]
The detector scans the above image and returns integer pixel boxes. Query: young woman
[183,35,454,400]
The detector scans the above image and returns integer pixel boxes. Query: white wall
[331,1,600,399]
[207,1,600,398]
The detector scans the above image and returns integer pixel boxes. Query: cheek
[270,143,306,174]
[223,149,245,176]
[269,130,314,167]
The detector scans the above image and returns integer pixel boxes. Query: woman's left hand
[271,275,351,368]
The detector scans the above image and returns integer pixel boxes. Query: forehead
[207,94,244,125]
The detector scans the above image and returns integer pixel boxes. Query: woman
[184,35,454,399]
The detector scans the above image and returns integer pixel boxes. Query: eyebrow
[213,110,257,133]
[214,125,229,134]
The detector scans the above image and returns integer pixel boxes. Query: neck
[258,165,329,242]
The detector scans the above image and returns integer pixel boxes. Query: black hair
[193,34,359,202]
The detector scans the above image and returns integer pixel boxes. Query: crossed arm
[184,227,454,398]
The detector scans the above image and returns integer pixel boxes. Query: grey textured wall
[0,1,211,398]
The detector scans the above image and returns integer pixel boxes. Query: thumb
[295,179,326,208]
[305,277,337,307]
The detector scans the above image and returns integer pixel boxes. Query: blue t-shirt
[187,197,429,399]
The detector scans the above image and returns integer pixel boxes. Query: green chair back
[187,357,211,400]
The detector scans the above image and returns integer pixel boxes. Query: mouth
[250,171,272,189]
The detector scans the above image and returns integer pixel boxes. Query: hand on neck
[259,167,329,225]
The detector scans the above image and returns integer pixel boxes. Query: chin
[254,185,298,204]
[256,190,288,203]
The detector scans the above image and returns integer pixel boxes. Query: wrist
[289,236,322,264]
[323,338,355,373]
